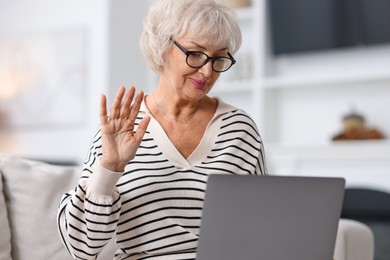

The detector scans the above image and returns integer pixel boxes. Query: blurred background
[1,0,389,258]
[0,0,389,176]
[0,0,151,163]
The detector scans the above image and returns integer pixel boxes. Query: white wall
[107,0,152,101]
[0,0,150,164]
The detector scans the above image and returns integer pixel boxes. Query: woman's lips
[191,79,207,90]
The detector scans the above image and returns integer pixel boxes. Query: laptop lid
[196,175,345,260]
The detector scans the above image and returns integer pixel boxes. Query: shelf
[266,140,390,162]
[263,71,390,89]
[266,140,390,192]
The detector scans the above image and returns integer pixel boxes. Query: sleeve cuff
[86,163,123,197]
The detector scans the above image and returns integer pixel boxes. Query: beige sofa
[0,153,374,260]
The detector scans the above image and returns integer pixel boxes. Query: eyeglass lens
[187,52,233,72]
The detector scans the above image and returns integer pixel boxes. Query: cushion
[0,172,12,260]
[0,153,118,259]
[0,153,81,259]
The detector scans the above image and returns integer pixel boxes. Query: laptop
[196,175,345,260]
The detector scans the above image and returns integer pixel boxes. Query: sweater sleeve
[243,110,268,176]
[57,130,123,260]
[255,138,268,176]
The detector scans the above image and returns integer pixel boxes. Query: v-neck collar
[140,95,237,169]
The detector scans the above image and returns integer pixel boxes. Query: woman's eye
[190,52,205,59]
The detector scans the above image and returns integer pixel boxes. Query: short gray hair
[140,0,242,72]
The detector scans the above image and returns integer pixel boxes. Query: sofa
[0,153,374,260]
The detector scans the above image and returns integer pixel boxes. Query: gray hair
[140,0,242,72]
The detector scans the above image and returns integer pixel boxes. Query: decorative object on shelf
[332,106,385,141]
[216,0,251,9]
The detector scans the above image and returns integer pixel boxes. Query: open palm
[99,86,150,172]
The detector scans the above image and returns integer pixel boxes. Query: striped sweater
[57,98,267,260]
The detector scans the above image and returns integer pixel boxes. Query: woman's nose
[198,60,213,76]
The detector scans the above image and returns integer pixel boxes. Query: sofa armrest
[334,219,374,260]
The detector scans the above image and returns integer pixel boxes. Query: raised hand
[99,86,151,172]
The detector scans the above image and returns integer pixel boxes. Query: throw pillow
[0,153,81,260]
[0,172,12,260]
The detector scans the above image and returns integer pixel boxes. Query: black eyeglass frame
[173,40,236,73]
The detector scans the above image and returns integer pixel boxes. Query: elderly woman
[58,0,267,259]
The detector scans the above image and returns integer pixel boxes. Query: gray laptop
[196,175,345,260]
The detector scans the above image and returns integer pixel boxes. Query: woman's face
[160,36,230,102]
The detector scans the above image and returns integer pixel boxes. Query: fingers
[103,86,146,127]
[109,86,126,119]
[100,93,109,125]
[128,90,144,122]
[119,87,136,119]
[135,115,151,142]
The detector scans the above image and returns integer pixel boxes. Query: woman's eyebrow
[188,41,228,52]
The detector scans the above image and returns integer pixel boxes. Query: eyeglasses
[173,41,236,73]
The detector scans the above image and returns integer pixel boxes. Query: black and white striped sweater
[57,98,267,260]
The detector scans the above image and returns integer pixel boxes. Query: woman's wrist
[100,157,127,172]
[87,163,123,197]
